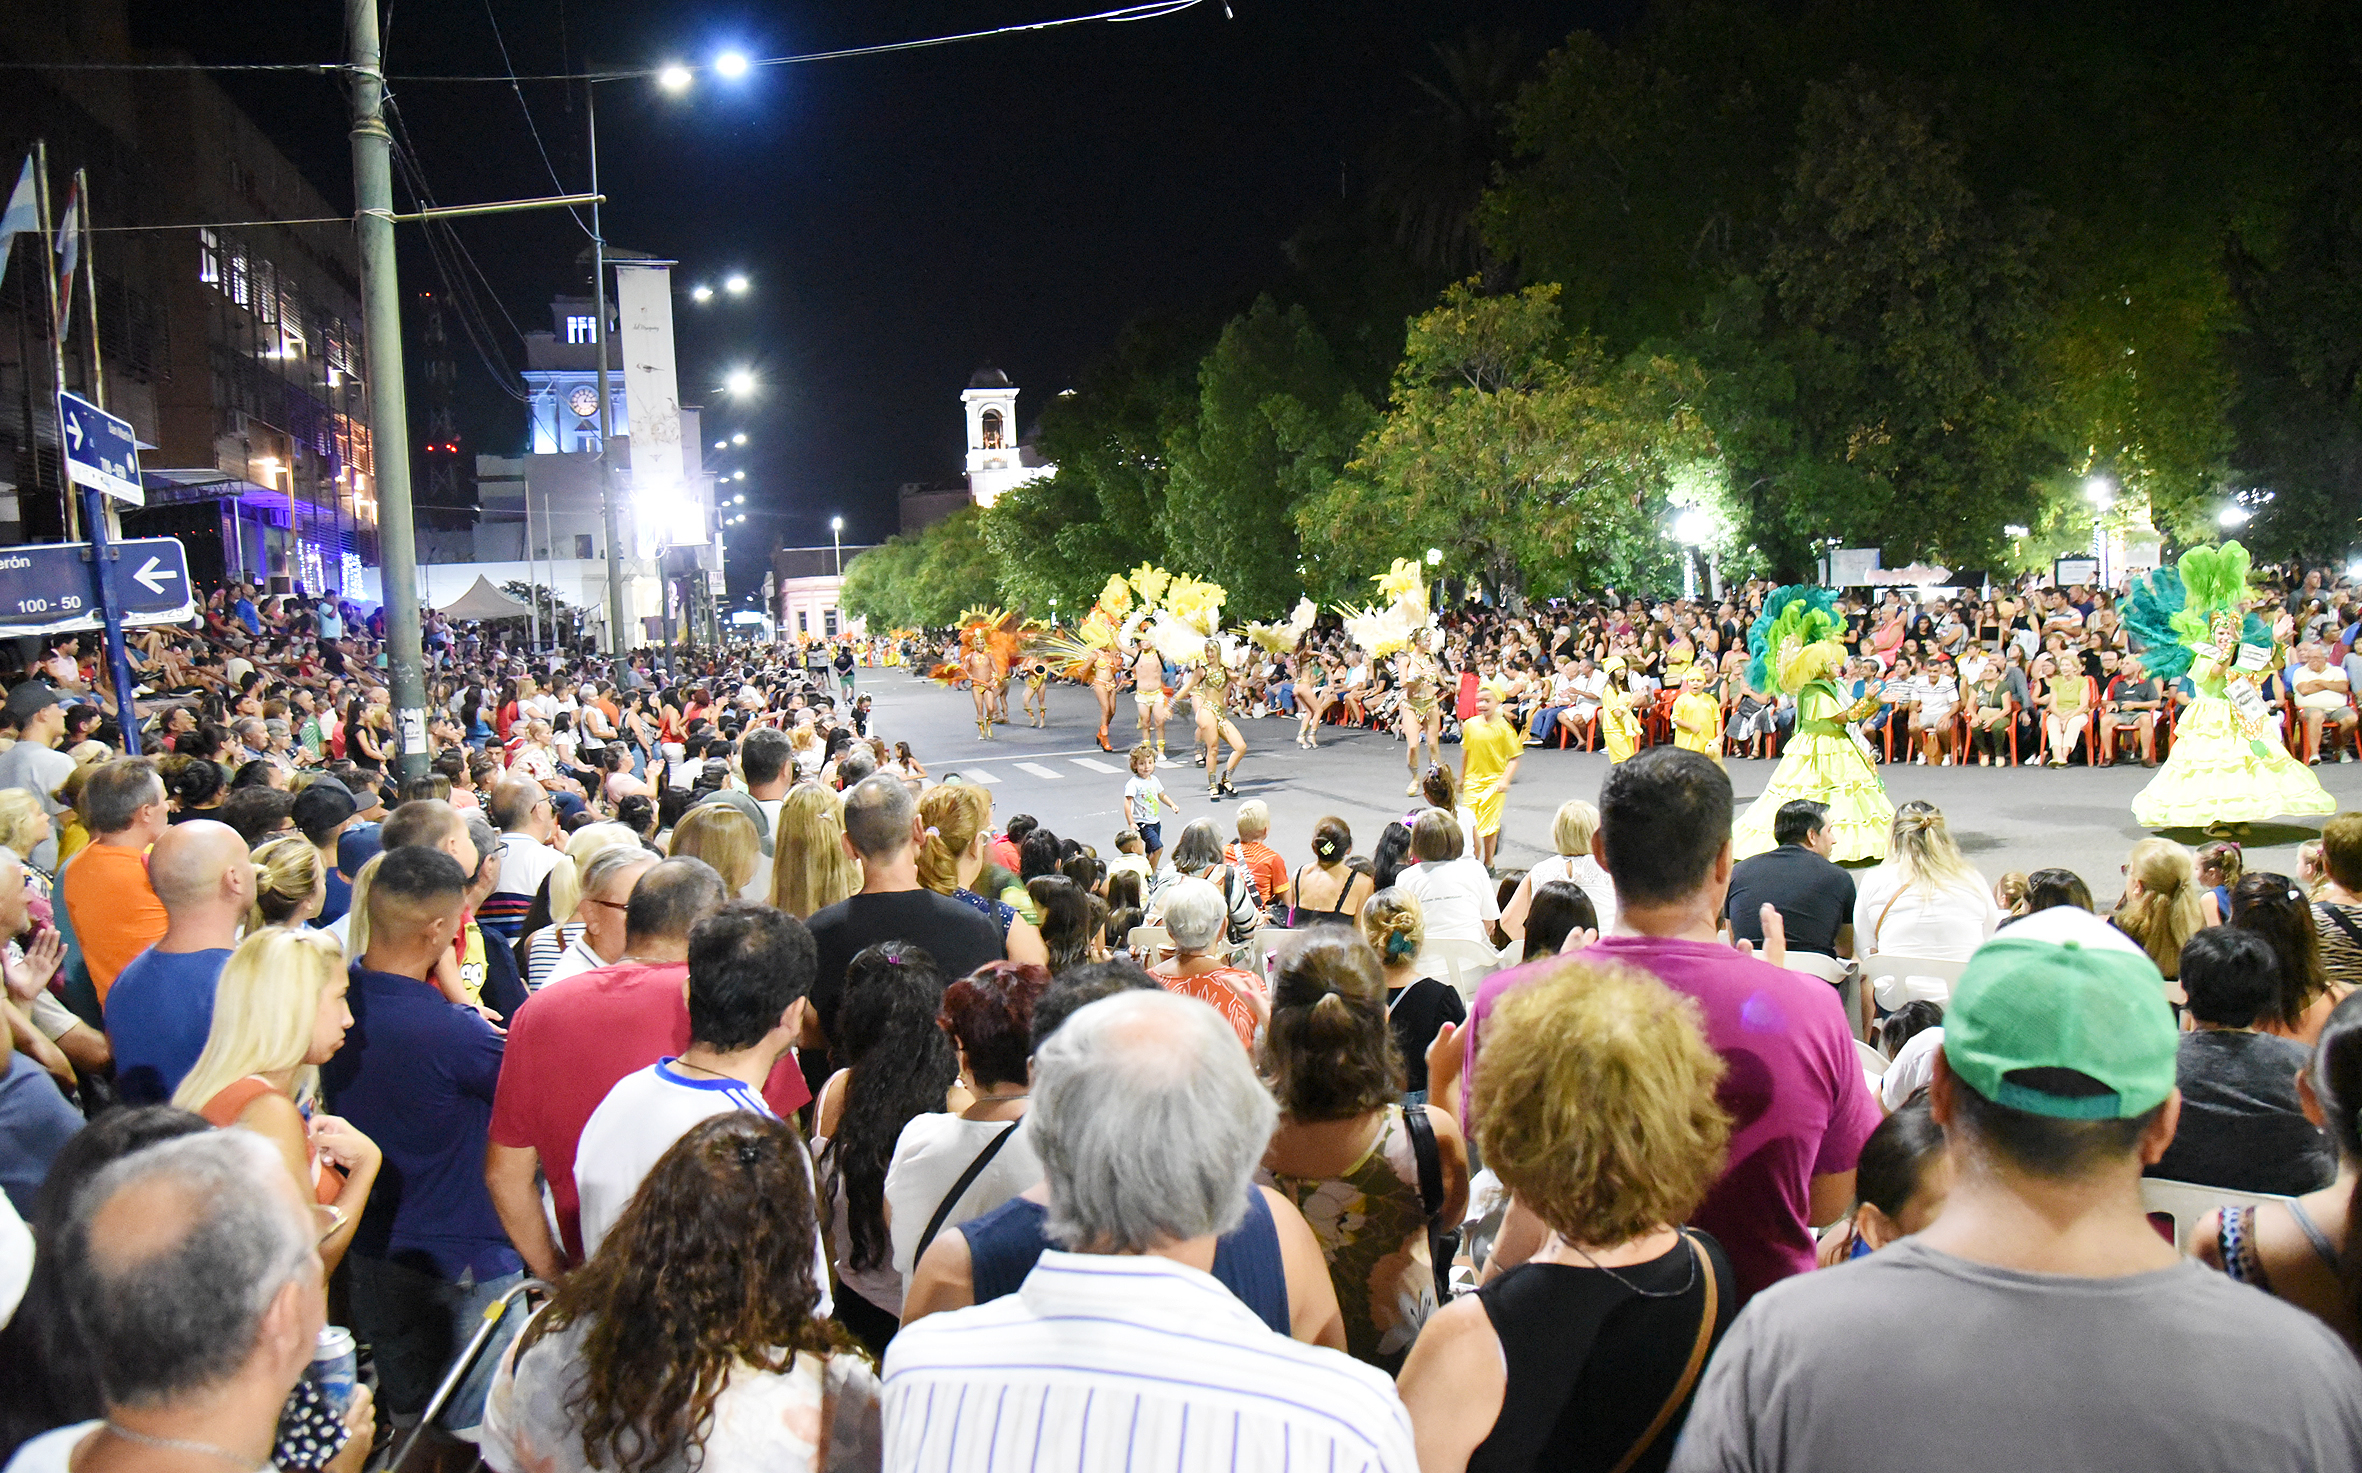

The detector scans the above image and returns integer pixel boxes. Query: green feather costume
[1733,585,1896,862]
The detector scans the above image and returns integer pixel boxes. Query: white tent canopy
[437,575,533,621]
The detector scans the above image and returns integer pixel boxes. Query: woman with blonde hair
[1853,800,2000,969]
[1497,798,1616,941]
[2112,837,2207,989]
[1360,887,1463,1103]
[915,782,1048,966]
[667,803,759,896]
[247,832,327,930]
[172,927,380,1272]
[1397,961,1736,1472]
[769,781,862,919]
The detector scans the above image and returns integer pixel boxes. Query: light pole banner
[612,261,704,547]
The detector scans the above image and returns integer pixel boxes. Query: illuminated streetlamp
[713,51,750,78]
[656,63,692,92]
[723,367,757,396]
[731,431,746,445]
[724,273,749,294]
[831,515,844,576]
[690,284,713,303]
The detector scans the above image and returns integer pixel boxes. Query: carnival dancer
[1245,598,1322,754]
[1176,639,1249,799]
[1039,575,1135,751]
[1132,635,1170,762]
[1671,663,1724,766]
[1336,558,1444,792]
[961,625,995,740]
[2123,541,2335,834]
[1459,680,1523,867]
[1294,655,1333,748]
[1150,575,1237,794]
[1087,645,1121,749]
[1731,585,1895,861]
[1598,655,1642,763]
[1021,655,1052,728]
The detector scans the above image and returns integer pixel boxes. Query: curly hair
[1262,930,1398,1121]
[818,943,954,1274]
[519,1113,860,1473]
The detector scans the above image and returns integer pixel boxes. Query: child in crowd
[1816,1093,1952,1265]
[1122,744,1179,871]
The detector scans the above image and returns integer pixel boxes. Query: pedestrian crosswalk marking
[1070,757,1124,773]
[958,768,1002,784]
[1015,762,1065,780]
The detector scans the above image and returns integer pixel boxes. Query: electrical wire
[476,0,591,238]
[383,100,531,402]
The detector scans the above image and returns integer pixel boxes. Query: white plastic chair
[2139,1177,2293,1254]
[1416,936,1513,1001]
[1861,953,1967,1013]
[1125,925,1171,963]
[1854,1038,1889,1077]
[1784,951,1849,984]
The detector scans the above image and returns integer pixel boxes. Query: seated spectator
[1026,875,1097,973]
[882,989,1403,1469]
[2237,871,2350,1048]
[1224,799,1290,917]
[2198,838,2242,925]
[2197,988,2362,1348]
[1290,817,1373,928]
[1499,798,1616,941]
[482,1115,880,1473]
[1360,888,1463,1101]
[1397,961,1737,1473]
[1876,999,1948,1111]
[1156,818,1263,943]
[1670,927,2362,1472]
[899,961,1345,1348]
[1397,808,1499,948]
[1519,880,1598,961]
[1852,801,2001,966]
[1261,930,1469,1370]
[1147,876,1267,1048]
[1724,799,1855,959]
[10,1130,373,1473]
[2111,836,2206,993]
[104,820,252,1104]
[2018,866,2093,916]
[812,943,959,1353]
[574,901,819,1258]
[1468,749,1877,1304]
[172,927,378,1272]
[1815,1094,1953,1265]
[883,963,1048,1306]
[60,756,169,1002]
[2152,928,2337,1196]
[2319,812,2362,989]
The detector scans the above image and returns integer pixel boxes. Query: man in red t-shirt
[485,857,810,1276]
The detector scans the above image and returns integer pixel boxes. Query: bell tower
[961,364,1023,508]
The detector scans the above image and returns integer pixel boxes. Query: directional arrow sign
[0,537,194,635]
[57,390,144,506]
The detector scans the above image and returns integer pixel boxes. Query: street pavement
[853,670,2362,891]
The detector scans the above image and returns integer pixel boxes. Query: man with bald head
[477,777,561,945]
[14,1129,372,1473]
[103,819,254,1104]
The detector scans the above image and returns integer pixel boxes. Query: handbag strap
[911,1121,1021,1269]
[2318,901,2362,952]
[1402,1104,1454,1307]
[1605,1232,1719,1473]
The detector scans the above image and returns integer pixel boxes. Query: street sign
[0,536,193,635]
[58,390,143,506]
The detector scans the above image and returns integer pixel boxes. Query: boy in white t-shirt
[1122,743,1179,870]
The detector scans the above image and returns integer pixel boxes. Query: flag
[53,176,79,341]
[0,155,35,290]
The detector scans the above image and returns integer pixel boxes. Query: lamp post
[1672,511,1713,602]
[2083,475,2115,588]
[831,515,844,575]
[584,75,629,660]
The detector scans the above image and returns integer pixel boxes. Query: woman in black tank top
[1397,965,1738,1473]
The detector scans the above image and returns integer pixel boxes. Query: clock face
[567,387,600,418]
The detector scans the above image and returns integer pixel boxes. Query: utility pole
[348,0,429,779]
[587,83,629,659]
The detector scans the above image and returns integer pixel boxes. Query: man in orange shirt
[1224,800,1290,919]
[61,756,170,1002]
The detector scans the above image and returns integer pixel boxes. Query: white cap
[1996,904,2150,959]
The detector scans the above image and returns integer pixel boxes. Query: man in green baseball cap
[1672,907,2362,1473]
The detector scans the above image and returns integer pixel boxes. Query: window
[575,534,594,559]
[797,610,808,633]
[824,608,839,637]
[198,229,221,286]
[565,315,596,345]
[979,407,1004,449]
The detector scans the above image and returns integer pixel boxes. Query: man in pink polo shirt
[1464,746,1878,1303]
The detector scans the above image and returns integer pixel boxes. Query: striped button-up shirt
[882,1249,1416,1473]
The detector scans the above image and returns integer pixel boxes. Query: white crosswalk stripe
[1015,762,1066,780]
[956,767,1002,784]
[1070,757,1125,773]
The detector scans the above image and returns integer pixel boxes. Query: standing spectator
[1723,799,1855,959]
[323,847,522,1443]
[882,990,1415,1472]
[487,859,805,1278]
[479,777,563,944]
[1260,930,1468,1371]
[2149,928,2336,1195]
[574,902,819,1257]
[60,757,170,1003]
[1224,800,1290,918]
[1477,749,1877,1304]
[481,1115,879,1473]
[291,778,359,925]
[804,777,1002,1091]
[1669,926,2362,1473]
[1851,800,2002,964]
[2315,811,2362,989]
[0,683,72,873]
[102,821,252,1104]
[770,781,863,921]
[541,845,656,988]
[1397,961,1737,1473]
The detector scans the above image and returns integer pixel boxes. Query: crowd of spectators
[1,575,2361,1473]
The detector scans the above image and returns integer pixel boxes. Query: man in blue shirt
[231,582,262,636]
[104,821,251,1104]
[323,846,520,1441]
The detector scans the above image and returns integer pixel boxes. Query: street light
[731,431,747,445]
[713,51,750,78]
[831,514,844,576]
[733,493,745,503]
[724,273,749,294]
[656,63,692,92]
[723,367,758,396]
[2219,506,2251,528]
[691,284,713,303]
[714,439,727,450]
[2004,524,2030,538]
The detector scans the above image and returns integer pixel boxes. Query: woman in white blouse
[1853,800,2002,987]
[1396,808,1500,947]
[1500,798,1617,941]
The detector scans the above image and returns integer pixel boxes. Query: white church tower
[961,365,1053,509]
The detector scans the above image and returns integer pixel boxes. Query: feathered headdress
[1037,577,1138,679]
[1147,574,1228,666]
[1746,585,1846,697]
[2126,541,2274,680]
[1127,563,1172,611]
[1244,597,1318,655]
[1335,557,1437,664]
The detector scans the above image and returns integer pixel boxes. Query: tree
[838,507,1007,630]
[1160,299,1374,617]
[1296,281,1712,600]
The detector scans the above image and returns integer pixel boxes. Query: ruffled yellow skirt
[2133,696,2335,828]
[1733,728,1894,861]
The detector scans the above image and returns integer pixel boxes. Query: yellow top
[1461,714,1522,798]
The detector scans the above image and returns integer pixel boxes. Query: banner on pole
[612,262,704,550]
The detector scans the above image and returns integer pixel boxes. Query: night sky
[138,0,1629,583]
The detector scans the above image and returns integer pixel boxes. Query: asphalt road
[857,671,2362,893]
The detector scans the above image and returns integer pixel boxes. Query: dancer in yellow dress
[1732,586,1895,862]
[1598,656,1641,762]
[1670,665,1724,766]
[1460,680,1523,867]
[2123,541,2334,833]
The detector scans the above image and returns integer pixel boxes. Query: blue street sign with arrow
[0,536,192,635]
[58,389,143,506]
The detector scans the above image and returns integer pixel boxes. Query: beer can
[309,1325,358,1413]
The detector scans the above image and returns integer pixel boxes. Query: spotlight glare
[731,432,747,445]
[691,284,713,302]
[656,63,693,92]
[723,368,757,396]
[724,273,749,294]
[714,51,750,79]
